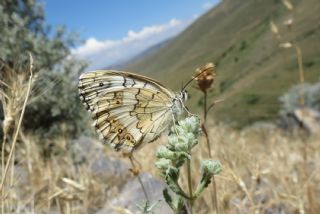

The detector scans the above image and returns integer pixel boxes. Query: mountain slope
[126,0,320,127]
[108,38,172,70]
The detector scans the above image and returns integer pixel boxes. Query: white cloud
[72,18,189,69]
[202,2,214,10]
[193,13,200,19]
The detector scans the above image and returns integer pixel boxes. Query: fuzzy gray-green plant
[155,116,222,213]
[279,81,320,114]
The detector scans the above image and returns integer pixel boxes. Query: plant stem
[1,135,6,177]
[1,135,7,213]
[203,91,212,157]
[187,158,193,214]
[204,91,208,121]
[286,13,305,108]
[294,44,305,107]
[202,90,220,214]
[212,175,219,214]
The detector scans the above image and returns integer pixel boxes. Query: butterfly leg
[183,105,196,117]
[171,113,181,137]
[127,151,142,170]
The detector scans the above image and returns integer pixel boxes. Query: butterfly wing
[78,70,176,151]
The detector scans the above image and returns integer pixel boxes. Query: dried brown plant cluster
[194,62,216,93]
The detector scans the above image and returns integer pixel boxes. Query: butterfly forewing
[78,70,177,151]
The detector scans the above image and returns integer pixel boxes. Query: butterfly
[78,70,188,152]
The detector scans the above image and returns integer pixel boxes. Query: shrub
[0,0,88,138]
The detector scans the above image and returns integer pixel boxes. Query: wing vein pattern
[78,70,178,151]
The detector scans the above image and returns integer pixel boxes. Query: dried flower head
[194,62,216,93]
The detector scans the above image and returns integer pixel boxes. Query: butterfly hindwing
[78,70,176,151]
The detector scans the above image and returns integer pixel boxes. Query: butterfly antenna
[181,67,208,91]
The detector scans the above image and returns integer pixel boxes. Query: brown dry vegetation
[1,39,320,214]
[1,43,319,214]
[1,1,320,213]
[1,81,319,213]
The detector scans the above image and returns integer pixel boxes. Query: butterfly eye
[99,82,104,87]
[118,128,123,133]
[181,90,188,101]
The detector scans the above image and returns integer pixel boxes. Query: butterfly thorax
[171,90,188,117]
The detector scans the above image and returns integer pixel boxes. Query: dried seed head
[194,62,216,93]
[279,42,293,48]
[2,115,14,136]
[282,0,294,11]
[270,21,279,35]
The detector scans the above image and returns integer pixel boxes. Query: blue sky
[44,0,219,69]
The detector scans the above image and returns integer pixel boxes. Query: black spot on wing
[131,79,136,87]
[122,76,127,87]
[143,82,147,88]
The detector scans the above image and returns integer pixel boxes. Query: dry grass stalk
[272,0,305,108]
[0,55,33,183]
[0,54,34,214]
[1,109,319,213]
[269,8,314,211]
[294,45,305,106]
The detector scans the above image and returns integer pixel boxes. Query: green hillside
[126,0,320,127]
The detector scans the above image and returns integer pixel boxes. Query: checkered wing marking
[78,70,175,151]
